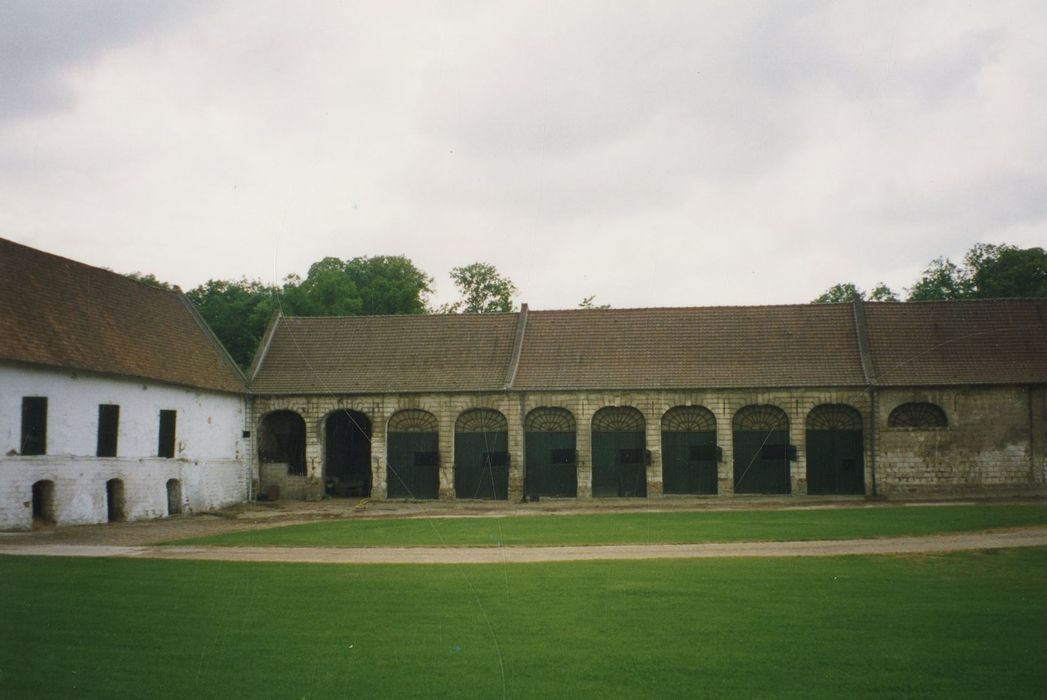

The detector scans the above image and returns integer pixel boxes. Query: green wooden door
[662,431,717,494]
[592,431,647,497]
[733,430,790,494]
[525,431,577,497]
[806,429,864,495]
[387,431,439,499]
[455,431,509,500]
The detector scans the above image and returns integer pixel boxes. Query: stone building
[247,300,1047,501]
[0,238,249,529]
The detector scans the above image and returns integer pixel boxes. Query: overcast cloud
[1,1,1045,309]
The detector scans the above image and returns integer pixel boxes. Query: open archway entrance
[325,410,372,497]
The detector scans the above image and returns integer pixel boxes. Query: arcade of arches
[253,389,1018,501]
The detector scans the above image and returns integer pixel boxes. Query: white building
[0,238,249,529]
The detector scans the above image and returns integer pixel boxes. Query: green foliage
[441,261,517,313]
[185,278,279,369]
[345,255,433,315]
[812,282,898,303]
[3,550,1047,697]
[907,243,1047,300]
[172,504,1047,548]
[124,271,176,291]
[578,295,611,309]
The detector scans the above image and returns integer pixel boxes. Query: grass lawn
[2,549,1046,698]
[170,503,1047,548]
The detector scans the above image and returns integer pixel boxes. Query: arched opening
[455,409,509,500]
[733,405,791,494]
[325,410,372,497]
[166,479,183,515]
[106,479,126,522]
[525,408,577,498]
[387,409,440,499]
[259,410,307,475]
[888,402,948,428]
[31,480,55,527]
[592,407,647,497]
[806,405,865,495]
[661,406,718,495]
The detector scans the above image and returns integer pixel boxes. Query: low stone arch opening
[324,410,372,497]
[525,407,577,498]
[591,406,647,498]
[805,404,865,495]
[106,478,126,522]
[166,479,183,515]
[31,480,55,527]
[732,405,791,494]
[259,410,307,475]
[888,402,948,428]
[455,408,510,500]
[387,409,440,499]
[661,406,718,495]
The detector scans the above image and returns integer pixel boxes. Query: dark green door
[662,431,717,494]
[806,429,864,495]
[455,431,509,499]
[525,431,577,497]
[592,431,647,497]
[387,431,439,499]
[325,411,371,497]
[733,430,790,494]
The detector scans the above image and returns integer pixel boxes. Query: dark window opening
[158,410,177,458]
[259,410,306,475]
[483,451,510,467]
[690,444,723,462]
[21,397,47,456]
[761,444,798,461]
[414,451,439,466]
[97,404,120,457]
[620,448,650,465]
[551,448,576,464]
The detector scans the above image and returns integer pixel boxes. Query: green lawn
[2,549,1046,698]
[170,503,1047,548]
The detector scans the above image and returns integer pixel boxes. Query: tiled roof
[863,299,1047,386]
[248,313,519,393]
[513,305,867,389]
[0,237,244,393]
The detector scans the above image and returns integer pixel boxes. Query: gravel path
[3,527,1046,565]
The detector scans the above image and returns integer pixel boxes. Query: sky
[1,0,1045,310]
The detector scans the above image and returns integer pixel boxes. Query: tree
[344,255,433,315]
[812,283,863,304]
[441,262,517,313]
[578,295,611,309]
[186,278,280,369]
[867,283,899,302]
[282,257,362,317]
[967,244,1047,298]
[907,257,973,301]
[124,271,175,291]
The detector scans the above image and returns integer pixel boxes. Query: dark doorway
[455,409,509,500]
[259,410,307,475]
[806,405,865,495]
[525,408,577,498]
[325,410,372,497]
[166,479,183,515]
[662,406,718,495]
[106,478,126,522]
[31,480,55,527]
[592,407,647,497]
[387,410,440,499]
[733,405,791,494]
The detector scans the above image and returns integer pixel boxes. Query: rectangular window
[97,404,120,457]
[619,448,648,464]
[551,448,576,464]
[20,397,48,455]
[483,451,509,467]
[158,410,177,458]
[414,451,439,466]
[690,444,723,462]
[761,444,798,461]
